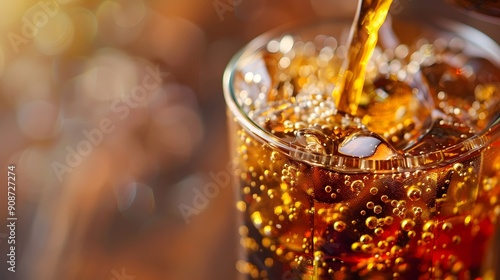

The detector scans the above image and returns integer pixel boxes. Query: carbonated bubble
[350,180,365,194]
[334,221,346,232]
[407,187,422,201]
[365,216,378,229]
[401,219,416,231]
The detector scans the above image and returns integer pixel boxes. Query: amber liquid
[334,0,393,115]
[230,1,500,279]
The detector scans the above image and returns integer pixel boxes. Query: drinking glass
[223,16,500,280]
[482,220,500,279]
[447,0,500,19]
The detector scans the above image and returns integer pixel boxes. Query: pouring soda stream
[333,0,393,116]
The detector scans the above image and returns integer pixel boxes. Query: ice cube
[472,83,500,131]
[421,62,478,131]
[404,118,476,156]
[337,130,398,160]
[466,57,500,84]
[421,61,477,120]
[422,60,500,131]
[466,58,500,130]
[358,77,434,150]
[421,62,474,104]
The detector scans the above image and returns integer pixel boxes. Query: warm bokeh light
[16,100,61,140]
[76,49,139,101]
[2,55,53,104]
[33,10,74,55]
[96,0,147,45]
[0,1,27,31]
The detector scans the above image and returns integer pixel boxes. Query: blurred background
[0,0,497,279]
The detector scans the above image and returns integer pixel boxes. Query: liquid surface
[251,33,499,159]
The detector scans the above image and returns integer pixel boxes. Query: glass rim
[223,17,500,173]
[445,0,500,24]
